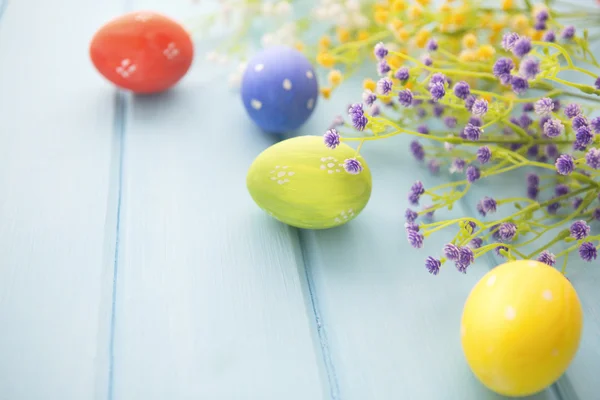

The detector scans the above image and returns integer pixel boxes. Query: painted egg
[89,11,194,94]
[240,46,319,134]
[246,135,372,229]
[461,260,583,397]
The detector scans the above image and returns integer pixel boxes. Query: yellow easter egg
[461,260,583,397]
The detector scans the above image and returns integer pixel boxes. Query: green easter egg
[246,135,372,229]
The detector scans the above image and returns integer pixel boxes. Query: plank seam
[296,229,342,400]
[106,90,127,400]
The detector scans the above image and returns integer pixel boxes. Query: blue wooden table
[0,1,599,399]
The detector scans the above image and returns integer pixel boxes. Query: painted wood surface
[0,0,598,400]
[0,0,122,399]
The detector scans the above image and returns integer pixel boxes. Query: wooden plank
[109,4,327,399]
[296,77,560,399]
[0,1,122,399]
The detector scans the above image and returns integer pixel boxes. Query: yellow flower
[395,28,410,41]
[462,33,477,49]
[451,12,466,26]
[415,29,431,48]
[407,5,423,20]
[511,14,529,33]
[336,27,350,43]
[388,54,403,69]
[491,21,505,32]
[459,49,477,63]
[294,41,305,52]
[390,18,404,31]
[502,0,513,10]
[318,36,331,49]
[363,78,376,92]
[316,52,335,68]
[391,0,407,12]
[375,9,390,24]
[531,29,543,41]
[328,70,343,86]
[416,0,430,6]
[438,3,451,13]
[320,87,332,99]
[477,45,495,61]
[357,30,369,41]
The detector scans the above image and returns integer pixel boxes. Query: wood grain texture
[108,3,327,399]
[0,0,122,399]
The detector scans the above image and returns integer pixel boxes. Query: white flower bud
[274,1,292,16]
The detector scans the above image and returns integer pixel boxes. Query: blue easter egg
[241,46,319,134]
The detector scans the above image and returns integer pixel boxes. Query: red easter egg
[89,11,194,94]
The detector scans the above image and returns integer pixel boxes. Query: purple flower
[594,208,600,221]
[519,57,540,80]
[370,104,381,116]
[591,117,600,133]
[470,237,483,249]
[555,154,575,175]
[427,39,438,51]
[579,242,597,261]
[527,145,539,158]
[534,21,547,31]
[394,67,409,81]
[573,140,588,152]
[421,53,432,66]
[377,77,393,95]
[543,118,564,138]
[555,184,569,197]
[348,103,368,131]
[405,222,419,232]
[537,250,556,266]
[527,185,539,199]
[477,146,491,164]
[476,202,486,217]
[425,256,441,275]
[457,246,475,269]
[429,82,445,102]
[573,197,583,210]
[523,102,534,112]
[564,103,582,118]
[586,148,600,169]
[512,37,532,57]
[469,117,482,127]
[570,220,591,240]
[562,25,576,40]
[409,140,425,161]
[343,158,363,174]
[466,166,480,183]
[408,180,425,205]
[427,159,440,174]
[495,245,509,257]
[535,8,549,22]
[572,115,589,130]
[511,75,529,94]
[595,77,600,90]
[502,32,520,51]
[323,128,340,149]
[547,200,561,214]
[482,196,497,213]
[433,104,445,118]
[453,81,471,99]
[444,116,457,129]
[362,90,377,106]
[518,114,533,128]
[374,42,388,60]
[576,126,594,147]
[430,73,447,86]
[398,89,413,107]
[329,115,344,129]
[498,223,517,242]
[405,208,418,222]
[444,243,460,261]
[407,230,424,248]
[417,125,429,135]
[471,99,488,117]
[464,94,477,112]
[534,97,554,115]
[492,58,514,79]
[417,108,427,119]
[543,30,556,42]
[464,123,482,141]
[450,158,466,173]
[527,173,540,187]
[546,144,559,159]
[378,59,391,75]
